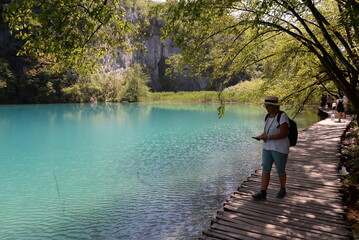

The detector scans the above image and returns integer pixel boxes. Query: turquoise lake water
[0,103,320,239]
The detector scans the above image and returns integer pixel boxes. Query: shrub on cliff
[61,64,150,103]
[120,63,150,102]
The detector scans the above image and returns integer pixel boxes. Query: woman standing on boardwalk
[252,95,290,200]
[336,95,345,122]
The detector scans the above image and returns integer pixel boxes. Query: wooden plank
[230,191,345,211]
[203,228,258,240]
[213,215,347,240]
[212,219,289,239]
[225,197,346,221]
[238,184,344,202]
[219,206,347,230]
[223,202,346,225]
[200,229,237,240]
[248,170,341,182]
[233,186,344,204]
[246,177,342,192]
[216,214,303,239]
[221,207,350,240]
[218,209,350,238]
[210,222,282,240]
[198,233,222,240]
[226,197,345,223]
[240,177,343,194]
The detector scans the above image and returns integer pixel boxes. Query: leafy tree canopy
[159,0,359,116]
[2,0,143,73]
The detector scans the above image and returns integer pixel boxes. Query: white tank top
[263,112,290,154]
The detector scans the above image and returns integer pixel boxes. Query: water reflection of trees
[52,103,152,123]
[17,103,320,131]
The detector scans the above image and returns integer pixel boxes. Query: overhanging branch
[281,81,319,102]
[292,87,317,119]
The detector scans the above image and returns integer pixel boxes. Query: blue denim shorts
[262,149,288,175]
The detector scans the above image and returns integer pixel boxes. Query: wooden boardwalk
[199,117,353,239]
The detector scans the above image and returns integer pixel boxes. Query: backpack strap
[276,111,283,128]
[265,111,283,128]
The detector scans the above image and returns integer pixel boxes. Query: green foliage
[225,78,266,104]
[1,0,160,104]
[341,121,359,237]
[0,59,14,103]
[62,72,122,103]
[0,59,13,88]
[121,63,150,102]
[62,84,83,103]
[0,55,75,104]
[2,0,141,73]
[144,90,261,103]
[27,69,72,103]
[159,0,359,115]
[61,64,150,103]
[131,0,161,17]
[90,72,124,102]
[145,91,220,102]
[349,124,359,169]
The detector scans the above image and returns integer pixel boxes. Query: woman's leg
[273,151,288,198]
[261,172,270,191]
[261,149,274,190]
[338,112,343,122]
[279,174,286,188]
[252,149,273,200]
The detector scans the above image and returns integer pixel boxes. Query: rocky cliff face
[0,4,208,92]
[101,13,208,92]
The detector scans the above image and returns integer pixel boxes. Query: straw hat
[263,95,281,106]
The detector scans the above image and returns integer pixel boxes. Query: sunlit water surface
[0,103,320,239]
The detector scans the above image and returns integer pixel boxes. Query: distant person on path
[327,95,333,109]
[252,95,290,200]
[320,94,327,108]
[336,96,345,122]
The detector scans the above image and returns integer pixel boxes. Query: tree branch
[198,22,246,47]
[292,87,317,119]
[303,0,358,84]
[281,81,319,102]
[253,20,317,48]
[271,0,353,94]
[230,6,304,35]
[226,30,280,66]
[319,80,339,96]
[81,23,103,49]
